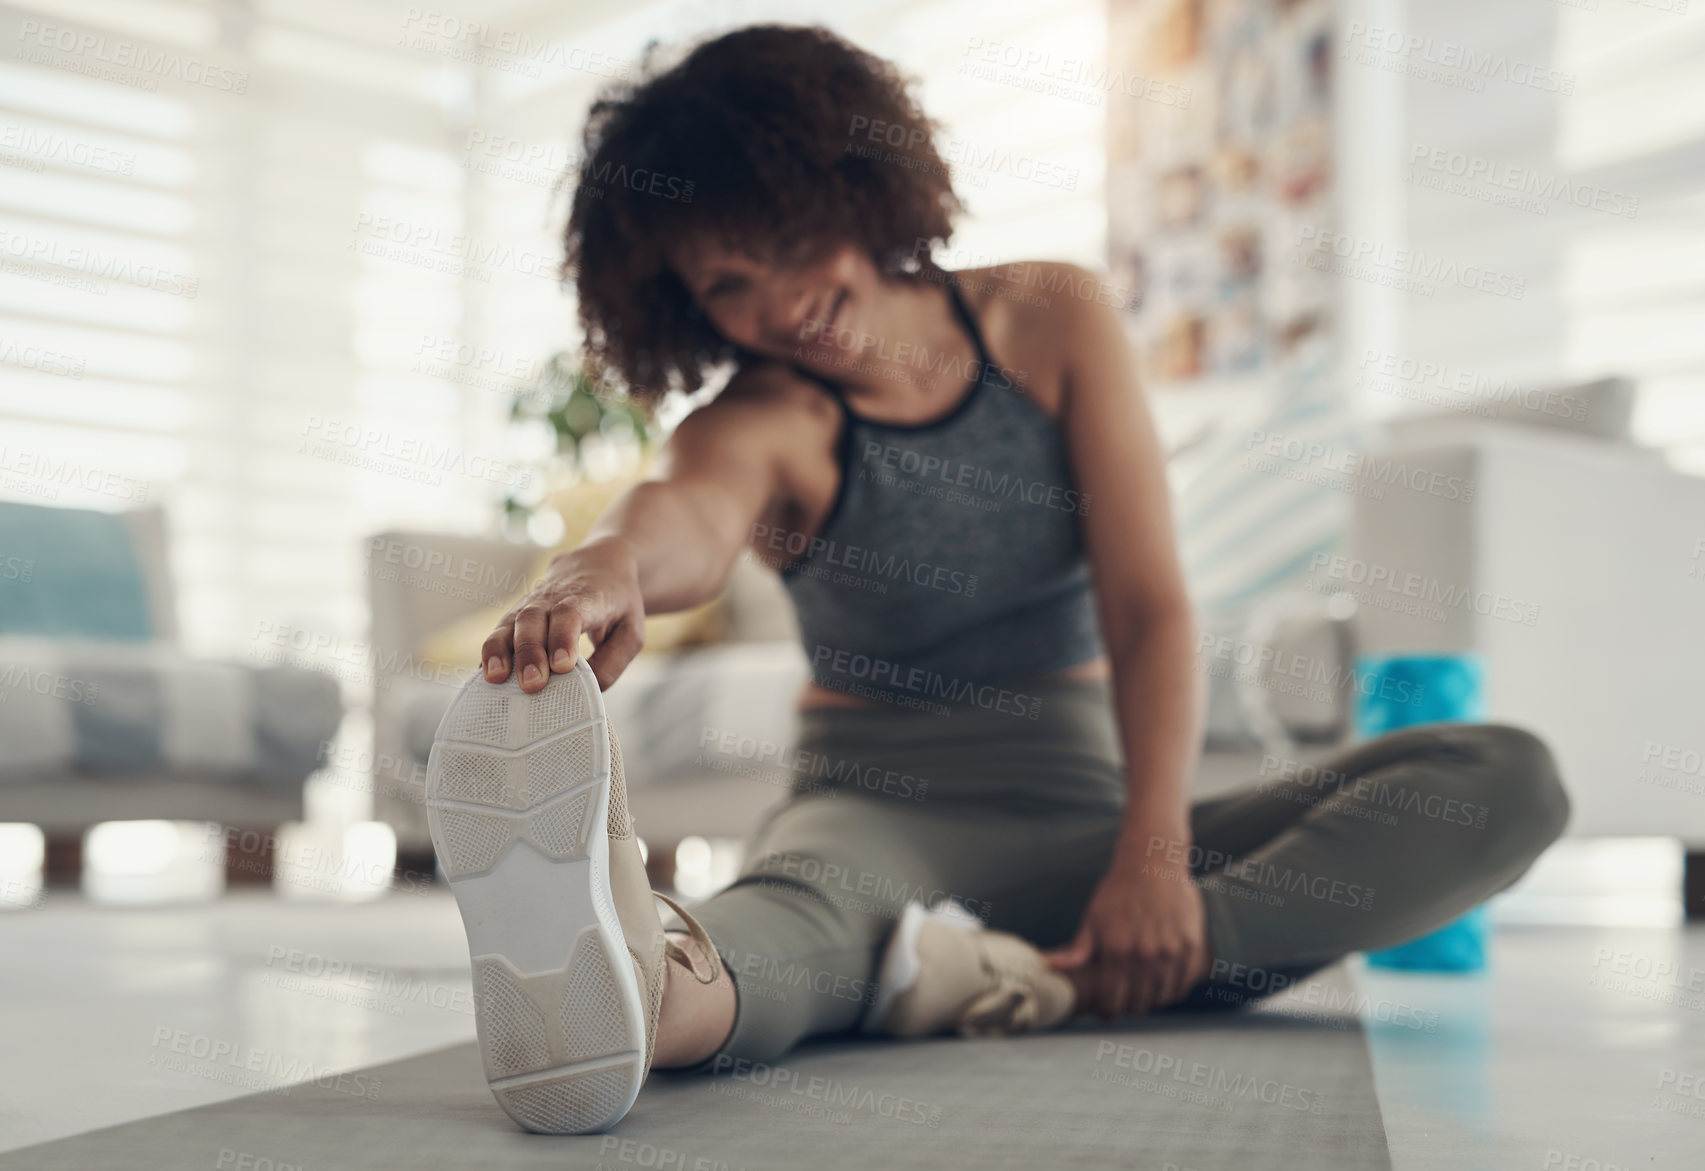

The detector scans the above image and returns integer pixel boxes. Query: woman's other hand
[1045,834,1210,1018]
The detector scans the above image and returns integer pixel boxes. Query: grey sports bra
[760,274,1105,707]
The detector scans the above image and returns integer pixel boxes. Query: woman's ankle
[650,931,737,1069]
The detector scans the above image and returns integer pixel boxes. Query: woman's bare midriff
[797,655,1111,711]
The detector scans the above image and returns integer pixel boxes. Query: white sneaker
[866,901,1076,1039]
[426,658,718,1134]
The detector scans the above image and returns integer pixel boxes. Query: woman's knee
[1449,723,1571,857]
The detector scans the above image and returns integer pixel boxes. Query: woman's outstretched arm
[481,381,791,693]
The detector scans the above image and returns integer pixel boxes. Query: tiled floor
[3,890,1703,1167]
[0,892,477,1154]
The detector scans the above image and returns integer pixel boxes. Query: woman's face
[669,237,885,371]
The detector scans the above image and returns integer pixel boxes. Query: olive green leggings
[688,678,1569,1063]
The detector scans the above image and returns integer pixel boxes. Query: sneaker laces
[655,891,720,985]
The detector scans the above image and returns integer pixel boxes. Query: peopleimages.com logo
[1242,429,1477,503]
[810,645,1043,719]
[1341,22,1575,96]
[1306,553,1540,627]
[15,19,251,93]
[1294,226,1525,300]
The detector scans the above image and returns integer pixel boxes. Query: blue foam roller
[1357,653,1489,973]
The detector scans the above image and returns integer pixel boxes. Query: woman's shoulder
[950,261,1129,406]
[952,260,1130,327]
[717,359,839,416]
[670,360,840,451]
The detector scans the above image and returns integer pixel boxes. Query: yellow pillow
[417,471,726,669]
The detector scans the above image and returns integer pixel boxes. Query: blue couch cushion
[0,502,153,640]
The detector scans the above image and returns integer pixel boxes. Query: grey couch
[0,502,340,840]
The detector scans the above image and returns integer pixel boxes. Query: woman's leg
[1183,722,1570,978]
[651,711,1573,1052]
[1020,723,1570,1014]
[651,679,1132,1067]
[653,792,988,1067]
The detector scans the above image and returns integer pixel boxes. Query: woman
[424,24,1569,1134]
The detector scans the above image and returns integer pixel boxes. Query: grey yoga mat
[1,1008,1389,1170]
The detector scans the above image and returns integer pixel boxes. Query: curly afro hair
[564,24,964,406]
